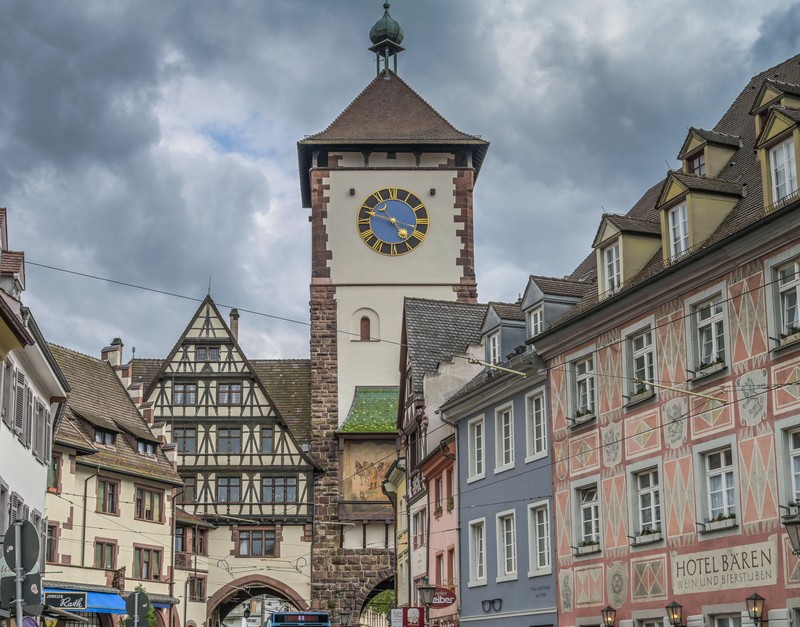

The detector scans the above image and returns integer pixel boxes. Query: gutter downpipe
[81,467,100,567]
[439,410,460,621]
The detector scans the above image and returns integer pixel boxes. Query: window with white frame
[635,469,661,534]
[705,448,736,521]
[790,429,800,502]
[630,329,655,395]
[488,332,500,364]
[603,241,621,292]
[578,485,600,546]
[528,502,550,575]
[525,392,547,461]
[496,511,517,580]
[668,202,689,259]
[495,406,514,472]
[528,306,544,338]
[573,355,596,418]
[778,259,800,337]
[713,615,741,627]
[770,137,798,202]
[467,417,484,481]
[468,519,486,586]
[694,296,726,368]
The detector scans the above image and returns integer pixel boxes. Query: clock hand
[369,208,416,229]
[368,210,411,240]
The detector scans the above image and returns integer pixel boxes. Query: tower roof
[298,71,489,206]
[369,2,404,46]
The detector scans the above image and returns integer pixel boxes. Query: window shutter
[40,516,48,574]
[25,388,33,448]
[45,411,53,464]
[10,492,20,523]
[2,361,12,427]
[13,372,24,434]
[22,504,29,522]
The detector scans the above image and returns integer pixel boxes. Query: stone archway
[355,569,394,616]
[206,573,309,619]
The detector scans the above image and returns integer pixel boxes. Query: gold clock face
[357,187,429,256]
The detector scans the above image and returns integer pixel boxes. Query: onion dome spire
[368,2,405,78]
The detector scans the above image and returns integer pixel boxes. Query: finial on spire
[368,1,405,78]
[208,275,212,296]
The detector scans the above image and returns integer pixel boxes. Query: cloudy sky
[4,0,800,360]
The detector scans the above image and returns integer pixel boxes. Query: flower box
[574,542,601,556]
[702,516,737,532]
[631,530,662,545]
[693,360,725,380]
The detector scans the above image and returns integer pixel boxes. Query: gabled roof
[592,214,662,247]
[677,127,740,159]
[750,78,800,114]
[488,301,524,322]
[339,386,399,434]
[49,343,182,486]
[403,297,487,396]
[250,359,311,446]
[754,105,800,148]
[544,53,800,334]
[528,275,594,299]
[298,71,489,207]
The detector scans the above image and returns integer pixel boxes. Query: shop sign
[431,588,456,608]
[44,591,87,610]
[670,538,777,593]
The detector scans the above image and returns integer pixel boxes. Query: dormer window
[488,332,500,364]
[528,307,544,337]
[138,440,156,457]
[689,152,706,176]
[668,203,689,259]
[770,138,798,201]
[94,428,115,447]
[603,241,621,292]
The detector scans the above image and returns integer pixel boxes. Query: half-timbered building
[136,296,318,627]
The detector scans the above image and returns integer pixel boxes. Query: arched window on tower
[360,316,371,341]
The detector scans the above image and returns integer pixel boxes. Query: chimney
[101,337,124,368]
[230,309,240,341]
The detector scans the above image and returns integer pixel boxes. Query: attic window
[689,151,706,177]
[603,241,621,293]
[668,203,689,259]
[95,428,116,447]
[770,138,798,201]
[138,440,156,457]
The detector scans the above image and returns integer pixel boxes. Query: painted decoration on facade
[555,487,573,562]
[624,411,660,459]
[601,421,622,468]
[341,440,392,515]
[656,302,685,386]
[771,358,800,415]
[574,564,604,606]
[559,569,573,612]
[606,561,627,607]
[551,363,569,431]
[598,337,622,415]
[670,538,777,593]
[631,554,667,600]
[690,390,732,439]
[783,537,800,585]
[663,454,696,538]
[555,441,570,481]
[728,268,768,363]
[569,432,600,475]
[736,369,768,426]
[738,433,778,523]
[601,472,628,550]
[661,397,687,448]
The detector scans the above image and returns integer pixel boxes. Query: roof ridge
[48,342,104,364]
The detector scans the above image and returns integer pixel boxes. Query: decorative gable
[754,106,800,208]
[750,79,800,135]
[676,128,739,178]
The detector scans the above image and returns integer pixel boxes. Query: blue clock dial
[357,188,429,256]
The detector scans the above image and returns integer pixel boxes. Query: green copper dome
[369,2,404,45]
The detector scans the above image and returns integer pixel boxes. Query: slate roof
[48,344,182,486]
[489,301,524,322]
[338,386,399,434]
[404,298,488,395]
[666,171,744,197]
[549,53,800,331]
[250,359,311,446]
[298,70,489,207]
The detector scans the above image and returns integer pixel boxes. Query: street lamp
[746,593,766,627]
[666,601,684,627]
[417,577,436,627]
[602,606,617,627]
[783,512,800,556]
[338,609,353,627]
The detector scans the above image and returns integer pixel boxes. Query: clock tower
[299,2,489,614]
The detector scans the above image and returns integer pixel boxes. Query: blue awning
[43,588,126,614]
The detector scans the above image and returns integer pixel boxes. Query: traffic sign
[2,521,40,574]
[124,591,151,627]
